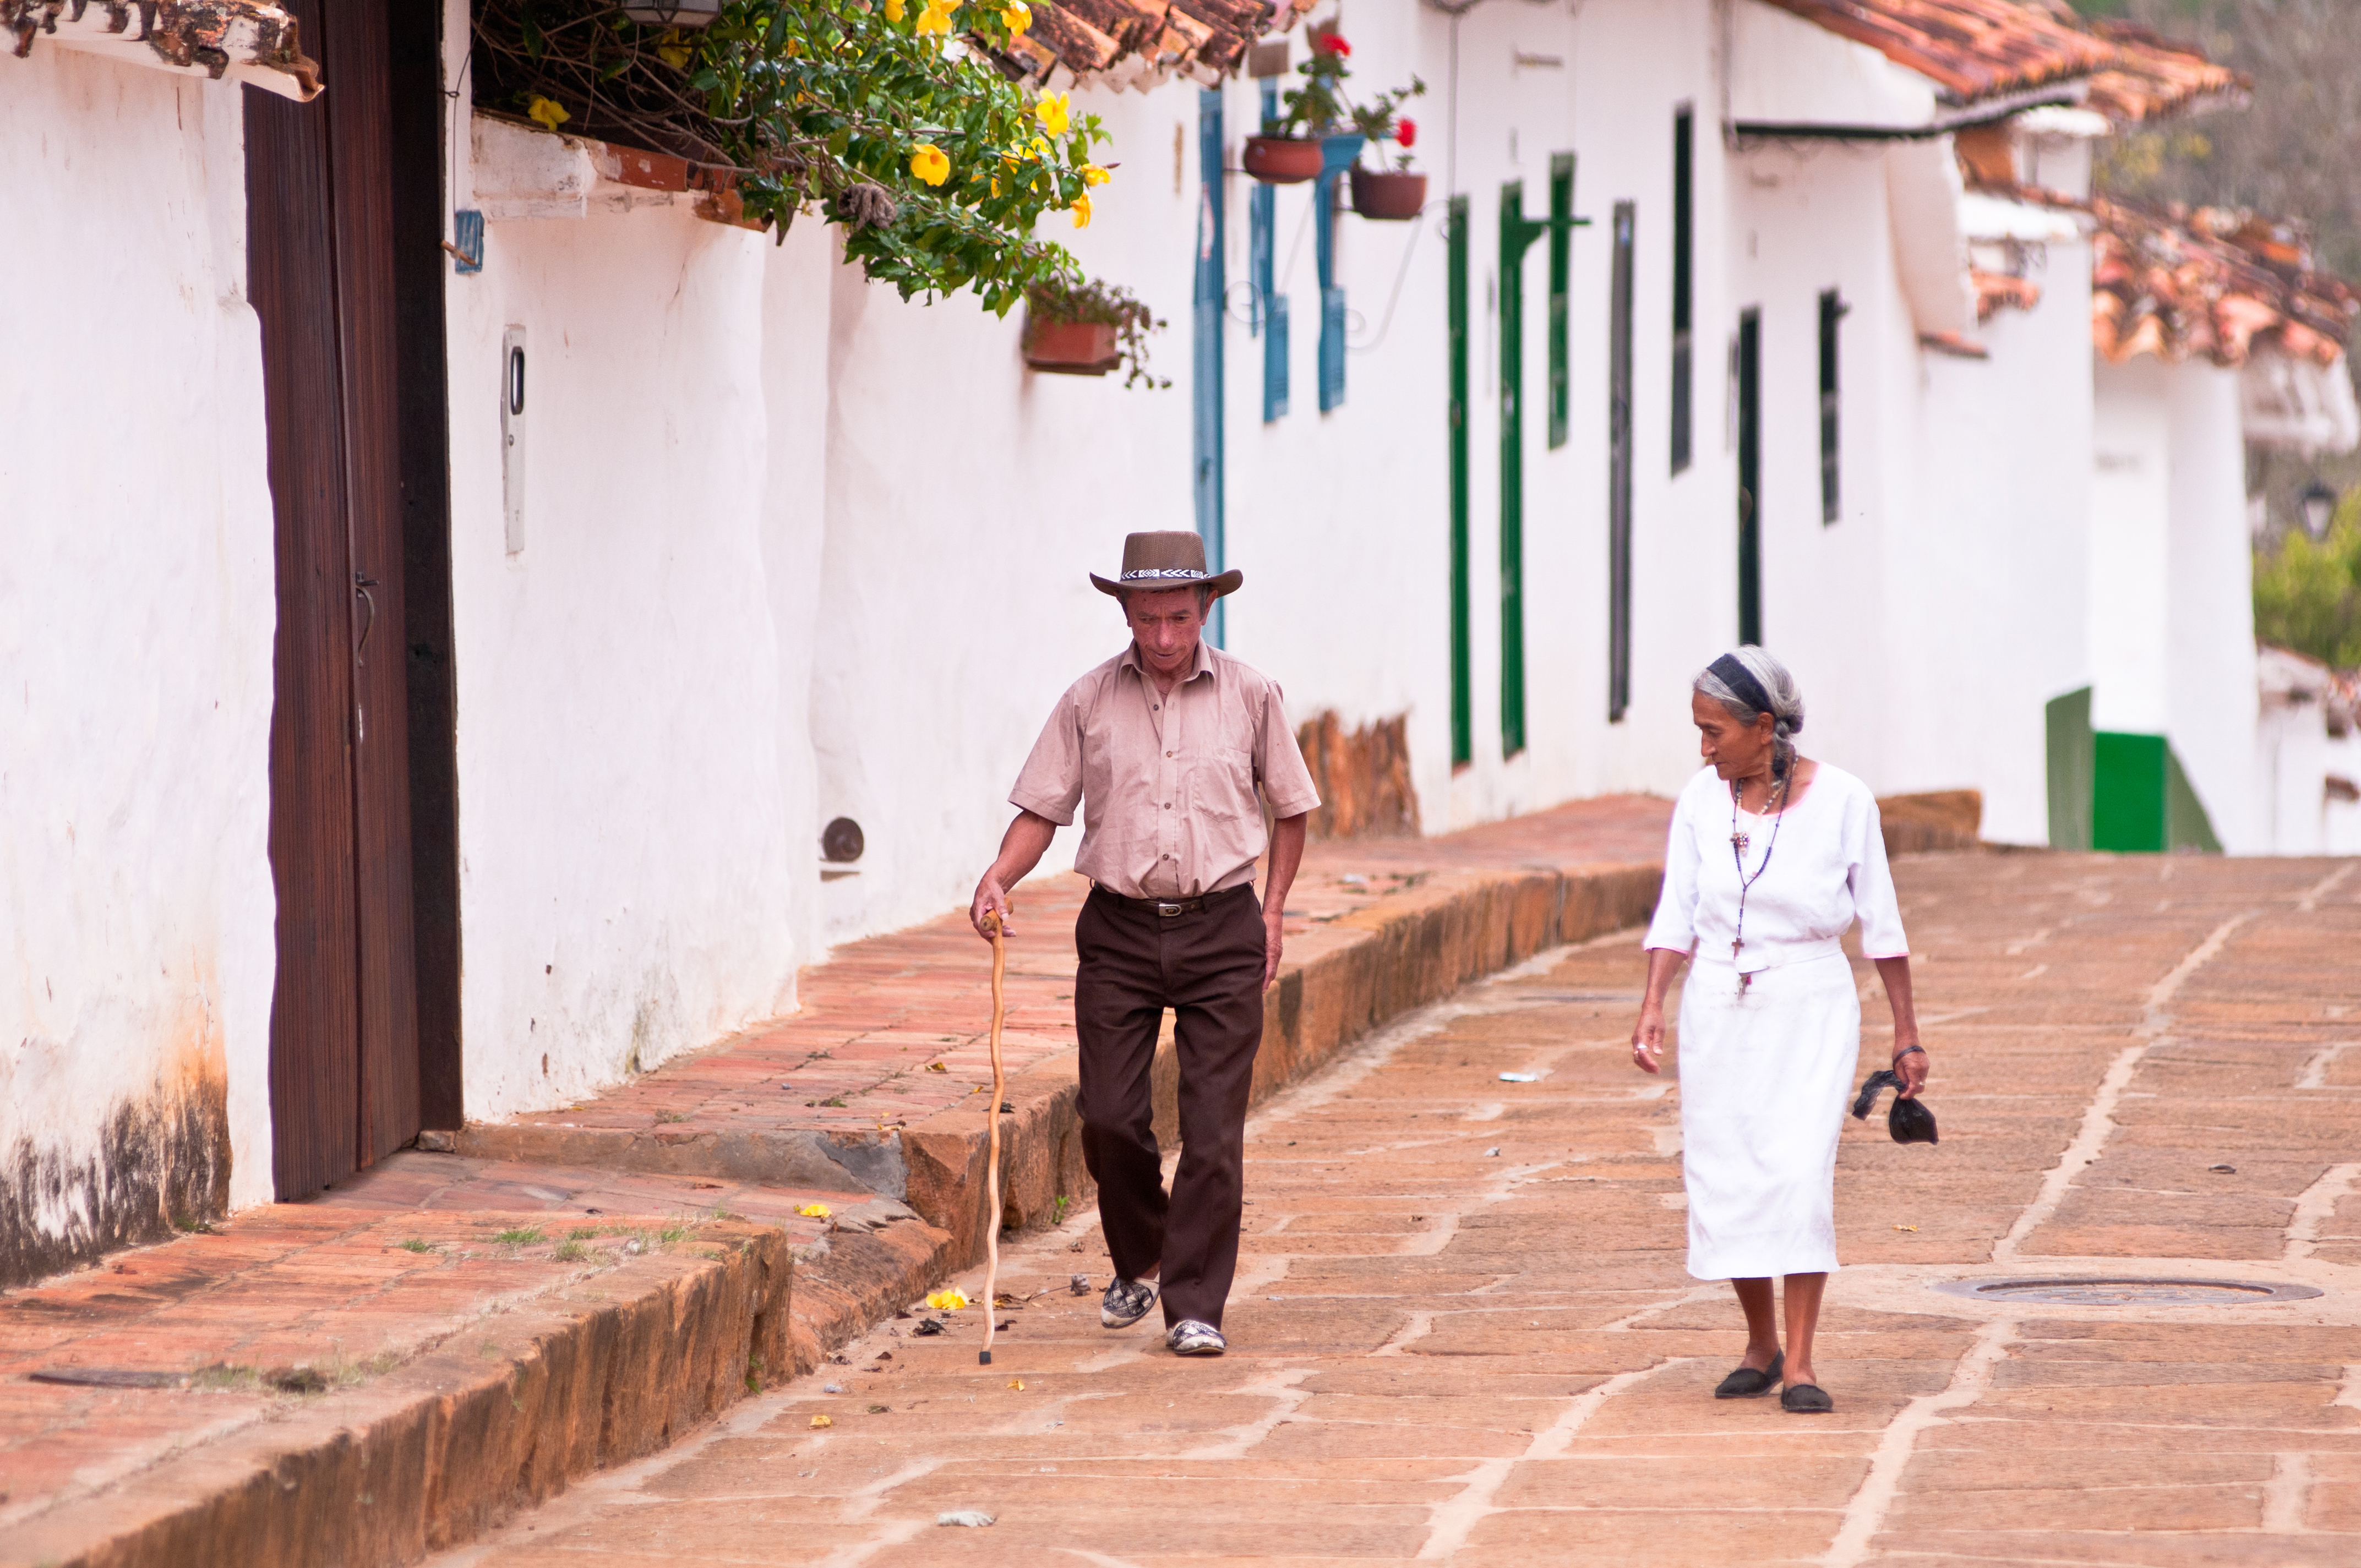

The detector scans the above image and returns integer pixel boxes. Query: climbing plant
[472,0,1110,312]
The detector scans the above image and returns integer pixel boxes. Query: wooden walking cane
[979,909,1008,1366]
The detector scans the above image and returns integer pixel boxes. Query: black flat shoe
[1713,1350,1784,1399]
[1780,1382,1834,1414]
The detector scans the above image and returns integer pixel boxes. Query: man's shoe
[1100,1277,1158,1329]
[1167,1319,1226,1356]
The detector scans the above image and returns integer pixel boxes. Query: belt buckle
[1155,901,1185,918]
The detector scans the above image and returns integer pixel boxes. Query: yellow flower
[1035,91,1071,138]
[655,28,693,69]
[1081,162,1110,187]
[925,1288,969,1311]
[1001,1,1030,35]
[526,95,571,132]
[796,1202,832,1219]
[884,0,904,18]
[914,0,954,36]
[809,1413,833,1428]
[910,142,951,187]
[1070,191,1092,229]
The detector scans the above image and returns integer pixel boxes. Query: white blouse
[1644,762,1909,972]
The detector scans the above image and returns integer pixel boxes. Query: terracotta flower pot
[1023,318,1121,376]
[1244,134,1323,185]
[1350,167,1428,221]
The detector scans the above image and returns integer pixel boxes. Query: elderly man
[971,532,1319,1357]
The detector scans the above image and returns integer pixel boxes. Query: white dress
[1643,762,1909,1281]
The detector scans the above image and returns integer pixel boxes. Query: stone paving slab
[421,851,2361,1567]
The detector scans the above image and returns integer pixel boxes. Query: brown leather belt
[1090,884,1247,919]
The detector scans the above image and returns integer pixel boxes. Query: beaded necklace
[1727,754,1791,994]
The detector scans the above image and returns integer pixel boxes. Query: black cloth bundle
[1851,1069,1938,1145]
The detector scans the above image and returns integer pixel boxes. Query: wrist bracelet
[1894,1044,1926,1061]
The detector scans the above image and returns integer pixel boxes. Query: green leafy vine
[472,0,1111,313]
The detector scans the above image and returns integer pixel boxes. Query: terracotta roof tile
[1972,269,2042,321]
[2089,198,2358,369]
[2081,19,2245,123]
[980,0,1312,89]
[1755,0,2113,105]
[3,0,320,99]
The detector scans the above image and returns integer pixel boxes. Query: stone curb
[14,1221,794,1568]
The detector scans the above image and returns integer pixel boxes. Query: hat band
[1121,567,1208,582]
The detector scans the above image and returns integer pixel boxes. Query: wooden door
[249,0,423,1197]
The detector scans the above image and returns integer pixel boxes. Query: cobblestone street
[418,852,2361,1565]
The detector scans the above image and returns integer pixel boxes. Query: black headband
[1707,653,1777,723]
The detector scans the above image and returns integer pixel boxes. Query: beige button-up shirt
[1011,641,1321,899]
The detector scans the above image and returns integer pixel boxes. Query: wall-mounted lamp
[821,817,866,864]
[2300,479,2338,539]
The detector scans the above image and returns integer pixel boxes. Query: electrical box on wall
[501,326,527,554]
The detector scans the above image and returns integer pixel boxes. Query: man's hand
[972,811,1058,943]
[1258,812,1308,992]
[971,879,1013,941]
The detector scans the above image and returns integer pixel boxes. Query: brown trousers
[1073,883,1265,1330]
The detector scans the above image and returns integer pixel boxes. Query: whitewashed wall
[1899,254,2096,845]
[0,52,279,1265]
[2258,705,2361,855]
[439,201,814,1118]
[2090,355,2264,849]
[2162,359,2263,849]
[1725,135,1909,792]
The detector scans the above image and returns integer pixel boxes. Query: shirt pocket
[1186,742,1261,825]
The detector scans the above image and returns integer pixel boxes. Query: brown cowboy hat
[1089,530,1244,599]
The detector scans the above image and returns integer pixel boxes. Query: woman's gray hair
[1695,646,1806,762]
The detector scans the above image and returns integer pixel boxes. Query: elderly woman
[1630,647,1927,1414]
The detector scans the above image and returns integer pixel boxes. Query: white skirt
[1676,952,1860,1280]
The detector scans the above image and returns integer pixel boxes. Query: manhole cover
[1934,1276,2324,1306]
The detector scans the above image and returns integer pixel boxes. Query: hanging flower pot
[1021,277,1171,389]
[1350,166,1427,221]
[1022,318,1121,375]
[1244,134,1323,185]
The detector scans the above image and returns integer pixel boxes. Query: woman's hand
[1891,1039,1928,1098]
[1873,954,1924,1098]
[1632,949,1688,1076]
[1632,1005,1665,1075]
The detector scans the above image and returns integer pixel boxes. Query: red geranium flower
[1396,117,1417,148]
[1312,31,1350,56]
